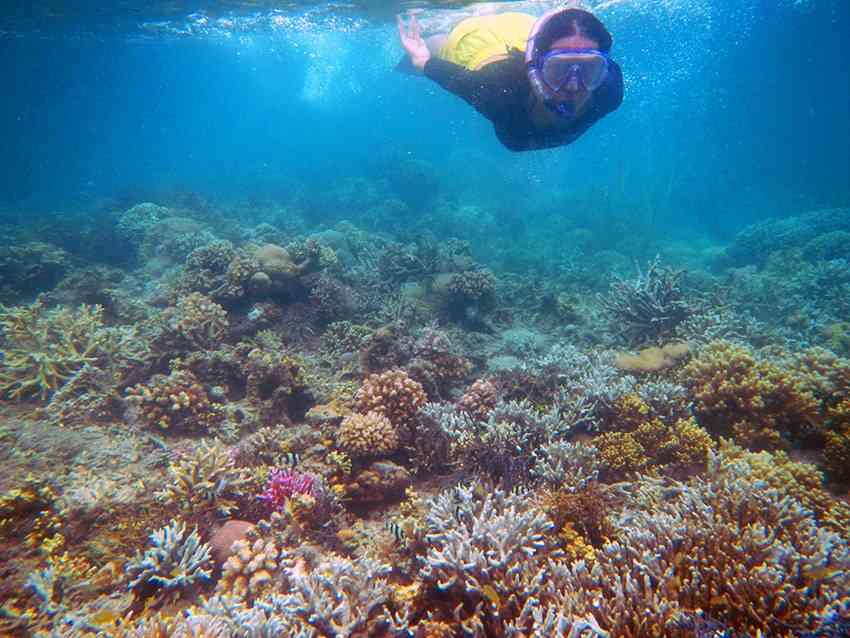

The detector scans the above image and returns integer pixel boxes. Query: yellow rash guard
[438,12,536,71]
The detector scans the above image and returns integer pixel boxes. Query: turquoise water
[3,0,848,237]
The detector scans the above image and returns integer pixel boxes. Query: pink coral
[258,469,315,512]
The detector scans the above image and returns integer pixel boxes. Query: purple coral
[258,469,316,512]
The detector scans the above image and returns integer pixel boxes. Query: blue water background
[2,0,848,242]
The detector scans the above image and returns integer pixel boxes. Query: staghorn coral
[113,611,233,638]
[125,519,212,603]
[531,441,600,491]
[279,553,392,636]
[718,439,850,532]
[600,256,693,345]
[336,411,400,459]
[423,399,570,485]
[823,397,850,484]
[125,369,224,433]
[157,440,251,517]
[0,301,109,400]
[354,368,427,429]
[682,340,822,448]
[409,482,558,635]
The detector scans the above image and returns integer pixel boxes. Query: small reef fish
[386,519,417,543]
[281,452,300,467]
[386,521,406,543]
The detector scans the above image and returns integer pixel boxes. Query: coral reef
[0,301,109,400]
[682,340,822,449]
[5,196,850,638]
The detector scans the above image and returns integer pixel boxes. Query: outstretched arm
[397,14,431,71]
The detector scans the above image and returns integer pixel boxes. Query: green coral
[0,301,109,400]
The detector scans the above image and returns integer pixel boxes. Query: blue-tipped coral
[125,519,212,602]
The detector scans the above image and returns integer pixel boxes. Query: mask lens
[541,51,608,91]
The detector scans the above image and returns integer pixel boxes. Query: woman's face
[547,34,600,114]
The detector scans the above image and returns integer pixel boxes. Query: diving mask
[539,48,609,93]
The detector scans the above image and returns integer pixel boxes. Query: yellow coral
[614,342,690,372]
[336,411,399,458]
[560,521,596,563]
[0,301,108,400]
[682,340,822,447]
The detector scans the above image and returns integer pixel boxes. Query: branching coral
[458,378,498,420]
[594,416,714,477]
[600,256,693,345]
[0,301,109,400]
[163,292,229,350]
[157,440,251,517]
[402,482,558,635]
[217,536,284,602]
[125,519,212,602]
[277,554,392,636]
[534,451,850,637]
[531,441,600,491]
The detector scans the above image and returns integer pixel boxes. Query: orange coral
[354,369,427,428]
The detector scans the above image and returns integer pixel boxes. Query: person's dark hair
[536,8,613,53]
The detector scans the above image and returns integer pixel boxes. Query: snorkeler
[397,8,623,152]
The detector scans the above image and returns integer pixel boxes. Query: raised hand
[397,14,431,71]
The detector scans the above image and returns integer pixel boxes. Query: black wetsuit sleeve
[423,57,524,122]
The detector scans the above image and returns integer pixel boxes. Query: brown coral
[458,378,498,421]
[125,369,223,433]
[681,340,822,448]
